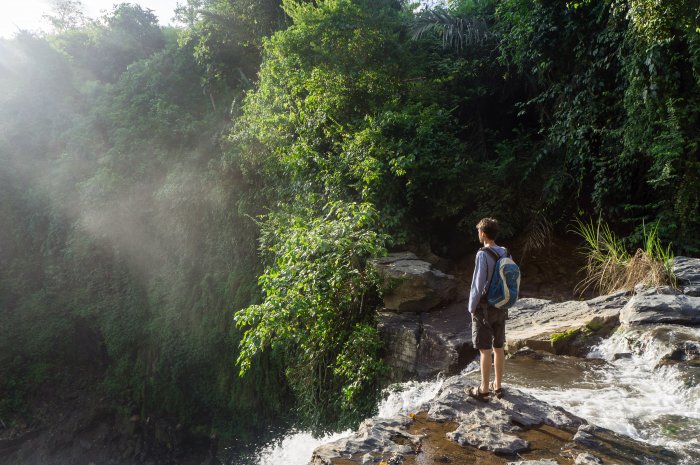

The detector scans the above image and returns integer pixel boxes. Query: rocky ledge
[373,252,461,313]
[310,374,679,465]
[353,256,700,465]
[377,255,700,376]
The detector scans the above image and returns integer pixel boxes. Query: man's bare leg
[479,349,491,393]
[493,347,505,390]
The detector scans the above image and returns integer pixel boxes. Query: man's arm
[468,251,488,314]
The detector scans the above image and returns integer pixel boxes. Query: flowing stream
[229,325,700,464]
[513,325,700,464]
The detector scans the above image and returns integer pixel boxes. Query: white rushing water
[237,326,699,464]
[250,430,351,465]
[232,377,446,465]
[517,325,700,462]
[376,376,447,418]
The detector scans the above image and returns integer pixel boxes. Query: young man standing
[467,218,508,401]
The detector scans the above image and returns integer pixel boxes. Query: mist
[0,2,277,448]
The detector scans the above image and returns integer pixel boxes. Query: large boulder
[506,292,627,355]
[374,252,461,313]
[673,256,700,296]
[375,252,473,379]
[378,301,476,380]
[617,257,700,325]
[620,293,700,326]
[309,374,680,465]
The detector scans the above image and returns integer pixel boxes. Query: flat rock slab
[448,422,529,454]
[374,252,460,313]
[673,256,700,296]
[620,294,700,326]
[506,293,627,353]
[427,376,582,429]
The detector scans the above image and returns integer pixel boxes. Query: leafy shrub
[235,201,388,429]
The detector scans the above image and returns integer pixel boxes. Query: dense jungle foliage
[1,0,699,439]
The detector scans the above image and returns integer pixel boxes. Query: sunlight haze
[0,0,181,38]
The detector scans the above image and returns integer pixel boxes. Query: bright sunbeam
[0,0,52,37]
[0,0,181,38]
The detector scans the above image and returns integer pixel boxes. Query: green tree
[43,0,88,32]
[176,0,286,93]
[55,3,166,82]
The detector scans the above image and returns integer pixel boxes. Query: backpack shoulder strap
[481,247,501,261]
[478,247,503,297]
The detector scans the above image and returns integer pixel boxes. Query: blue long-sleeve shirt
[468,245,507,314]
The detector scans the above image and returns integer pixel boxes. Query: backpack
[481,247,521,309]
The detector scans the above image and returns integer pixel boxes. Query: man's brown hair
[476,218,499,240]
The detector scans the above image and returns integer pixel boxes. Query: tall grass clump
[573,218,677,295]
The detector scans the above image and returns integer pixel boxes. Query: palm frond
[521,214,553,261]
[410,7,493,52]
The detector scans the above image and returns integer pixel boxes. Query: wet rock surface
[620,294,700,326]
[505,293,626,355]
[309,374,680,465]
[448,420,529,454]
[311,416,420,464]
[612,325,700,369]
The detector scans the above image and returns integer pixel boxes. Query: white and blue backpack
[482,247,520,309]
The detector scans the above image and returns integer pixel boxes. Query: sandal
[465,386,490,403]
[489,382,504,399]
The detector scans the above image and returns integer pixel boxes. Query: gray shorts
[471,302,507,350]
